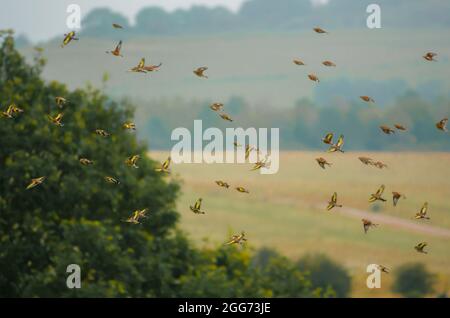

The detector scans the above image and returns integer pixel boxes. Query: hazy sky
[0,0,329,42]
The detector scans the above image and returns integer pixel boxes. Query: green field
[150,151,450,297]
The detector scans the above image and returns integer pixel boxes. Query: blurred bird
[125,155,140,168]
[235,186,250,194]
[112,23,123,29]
[373,161,388,169]
[423,52,437,62]
[244,145,254,160]
[415,202,430,220]
[155,156,171,173]
[377,265,389,274]
[95,129,110,137]
[414,242,428,254]
[55,97,67,108]
[190,198,205,214]
[313,27,328,34]
[316,157,332,169]
[322,133,334,145]
[210,103,224,111]
[251,157,271,171]
[436,118,448,132]
[193,67,208,78]
[233,142,242,148]
[219,113,233,122]
[392,191,406,207]
[26,176,46,190]
[48,113,64,126]
[380,125,395,135]
[327,192,342,211]
[79,158,94,166]
[322,60,336,67]
[293,59,305,66]
[123,209,148,224]
[394,124,407,131]
[105,176,120,184]
[2,104,23,118]
[360,96,375,103]
[142,63,162,72]
[369,185,386,203]
[328,135,344,153]
[106,40,123,57]
[215,180,230,188]
[123,122,136,130]
[61,31,78,48]
[308,74,320,82]
[225,232,247,246]
[359,157,374,165]
[129,58,146,73]
[362,219,378,233]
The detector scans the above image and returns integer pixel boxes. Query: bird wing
[336,135,344,148]
[331,192,337,204]
[195,199,202,210]
[163,157,171,169]
[138,58,145,68]
[420,202,428,215]
[324,133,333,144]
[376,185,385,196]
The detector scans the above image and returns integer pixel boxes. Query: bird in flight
[215,180,230,188]
[308,74,320,83]
[190,198,205,214]
[293,59,305,66]
[123,209,148,224]
[436,118,448,132]
[219,113,233,122]
[112,23,123,29]
[362,219,378,233]
[359,157,374,166]
[2,104,23,118]
[210,103,224,112]
[369,185,387,203]
[129,58,162,73]
[55,97,67,108]
[193,67,208,78]
[360,96,375,103]
[61,31,78,48]
[155,156,171,174]
[26,176,46,190]
[394,124,407,131]
[415,202,430,220]
[328,135,345,153]
[327,192,342,211]
[380,125,395,135]
[251,157,271,171]
[322,60,336,67]
[392,191,406,207]
[106,40,123,57]
[373,161,388,169]
[377,265,389,274]
[105,176,120,184]
[125,155,140,168]
[123,122,136,130]
[423,52,437,62]
[414,242,428,254]
[316,157,332,169]
[225,232,247,246]
[313,27,328,34]
[79,158,94,166]
[322,133,334,145]
[235,186,250,194]
[48,113,64,127]
[95,129,110,137]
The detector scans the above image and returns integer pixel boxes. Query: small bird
[394,124,407,131]
[322,60,336,67]
[219,113,233,122]
[95,129,110,137]
[316,157,332,169]
[392,191,406,207]
[155,157,171,173]
[48,113,64,127]
[362,219,378,233]
[112,23,123,29]
[251,157,271,171]
[245,145,254,160]
[125,155,140,168]
[233,142,242,148]
[313,27,328,34]
[61,31,78,48]
[360,96,375,103]
[328,135,344,153]
[123,209,148,224]
[26,176,46,190]
[79,158,94,166]
[2,104,23,118]
[369,185,387,203]
[436,118,448,132]
[106,40,123,57]
[235,186,249,194]
[215,180,230,188]
[190,198,205,214]
[359,157,374,165]
[380,125,395,135]
[293,59,305,66]
[105,176,120,184]
[308,74,320,83]
[327,192,342,211]
[423,52,437,62]
[193,67,208,78]
[225,232,247,246]
[322,133,334,145]
[373,161,388,169]
[414,242,428,254]
[210,103,224,111]
[377,265,389,274]
[415,202,430,220]
[123,122,136,130]
[55,97,67,108]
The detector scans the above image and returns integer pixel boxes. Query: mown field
[150,151,450,297]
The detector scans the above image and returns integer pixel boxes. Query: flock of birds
[2,24,449,257]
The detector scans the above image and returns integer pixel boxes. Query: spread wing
[420,202,428,215]
[323,133,333,144]
[116,40,122,51]
[138,58,145,68]
[195,198,202,210]
[336,135,344,148]
[376,185,385,196]
[331,192,337,204]
[163,157,171,169]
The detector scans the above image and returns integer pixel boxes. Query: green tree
[392,263,436,298]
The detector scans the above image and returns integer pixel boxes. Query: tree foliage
[392,263,436,298]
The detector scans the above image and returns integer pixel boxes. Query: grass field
[150,151,450,297]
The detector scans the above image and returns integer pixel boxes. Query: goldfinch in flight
[394,124,407,131]
[358,157,374,165]
[328,135,344,153]
[373,161,388,169]
[210,103,224,111]
[129,58,147,73]
[155,156,171,173]
[193,67,208,78]
[322,133,334,145]
[322,60,336,67]
[316,157,332,169]
[251,157,271,171]
[369,185,387,203]
[436,118,448,132]
[308,74,320,83]
[106,40,123,57]
[2,104,23,118]
[95,129,110,137]
[48,113,64,126]
[61,31,78,48]
[215,180,230,188]
[392,191,406,207]
[293,59,305,66]
[225,232,247,246]
[190,198,205,214]
[415,202,430,220]
[123,209,148,224]
[219,113,233,122]
[360,96,375,103]
[55,97,67,108]
[235,186,250,194]
[327,192,342,211]
[414,242,428,254]
[26,176,46,190]
[123,122,136,130]
[125,155,140,168]
[79,158,94,166]
[377,265,389,274]
[313,27,328,34]
[423,52,437,62]
[362,219,378,233]
[380,125,395,135]
[105,176,120,184]
[112,23,123,29]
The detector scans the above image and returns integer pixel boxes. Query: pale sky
[0,0,329,42]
